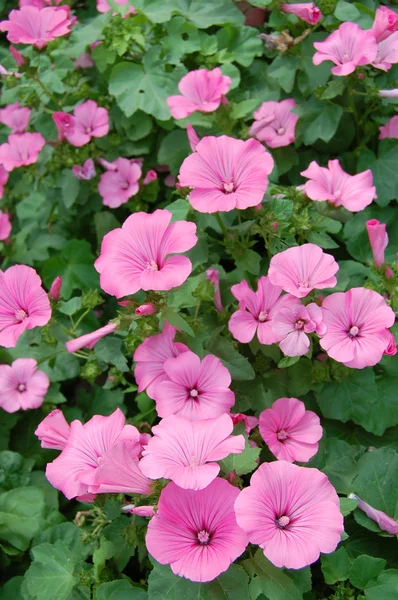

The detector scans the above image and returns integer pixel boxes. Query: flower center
[197,529,210,545]
[146,260,158,271]
[349,325,359,337]
[222,181,235,194]
[97,456,103,465]
[277,127,285,135]
[334,189,342,198]
[276,515,290,528]
[277,429,288,441]
[14,308,27,322]
[294,319,305,330]
[298,279,310,289]
[190,455,198,467]
[342,53,350,63]
[85,126,92,134]
[189,388,199,398]
[17,383,26,393]
[258,311,268,323]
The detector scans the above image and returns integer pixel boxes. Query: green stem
[215,212,228,236]
[37,349,66,365]
[72,308,91,333]
[33,73,63,109]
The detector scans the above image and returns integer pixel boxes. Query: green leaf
[340,497,358,517]
[206,337,255,381]
[134,0,244,26]
[364,570,398,600]
[95,338,129,372]
[78,387,126,418]
[268,56,299,93]
[22,541,77,600]
[307,231,339,249]
[0,451,34,492]
[158,130,191,176]
[0,486,45,551]
[303,103,343,145]
[334,0,360,21]
[93,538,117,580]
[308,438,362,494]
[57,169,80,209]
[321,547,351,585]
[63,13,111,58]
[219,427,260,475]
[165,199,191,223]
[357,141,398,207]
[349,555,386,589]
[245,550,303,600]
[321,78,346,100]
[235,249,261,275]
[278,356,300,369]
[95,212,120,247]
[57,297,82,316]
[97,580,147,600]
[32,523,90,561]
[160,308,195,337]
[216,25,262,67]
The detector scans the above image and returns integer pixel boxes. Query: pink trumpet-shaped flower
[35,409,70,450]
[143,170,157,185]
[312,22,378,76]
[0,6,73,49]
[320,288,395,369]
[249,99,299,148]
[229,276,299,345]
[269,244,338,298]
[371,6,398,42]
[384,330,397,356]
[0,132,45,171]
[178,136,274,213]
[0,210,11,241]
[98,158,141,208]
[378,88,398,98]
[152,350,235,420]
[133,322,189,399]
[187,124,200,151]
[301,160,376,212]
[53,100,109,147]
[94,209,197,297]
[281,3,322,25]
[65,322,117,353]
[0,265,51,347]
[235,461,343,569]
[259,397,322,462]
[146,478,248,582]
[167,68,231,120]
[366,219,388,268]
[0,166,8,199]
[349,493,398,535]
[0,358,50,413]
[0,102,30,133]
[140,414,245,490]
[206,268,224,312]
[72,158,96,180]
[379,115,398,139]
[273,302,326,357]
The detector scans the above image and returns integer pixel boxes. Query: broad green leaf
[0,451,34,492]
[0,486,45,551]
[234,249,261,275]
[340,497,358,516]
[268,56,299,93]
[158,130,191,176]
[93,538,117,579]
[244,550,303,600]
[321,78,345,100]
[32,523,90,561]
[349,555,386,589]
[94,212,120,247]
[365,570,398,600]
[22,541,77,600]
[134,0,244,26]
[160,308,195,337]
[216,25,262,67]
[334,0,360,21]
[95,338,129,372]
[78,387,126,418]
[57,297,82,316]
[206,337,255,381]
[343,205,398,264]
[308,438,362,494]
[97,580,147,600]
[321,547,351,584]
[278,356,300,369]
[357,141,398,207]
[219,426,260,475]
[63,14,111,58]
[0,577,25,600]
[57,169,80,209]
[303,103,343,145]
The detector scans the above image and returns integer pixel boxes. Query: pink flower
[0,64,21,78]
[320,288,396,369]
[140,414,244,490]
[143,170,157,185]
[301,160,376,212]
[45,408,150,499]
[281,3,322,25]
[378,89,398,98]
[187,124,200,151]
[0,358,49,413]
[384,330,397,356]
[349,493,398,535]
[35,409,70,450]
[249,99,298,148]
[98,158,141,208]
[122,504,155,517]
[235,461,343,569]
[96,0,135,15]
[273,302,326,357]
[371,6,398,42]
[54,100,109,147]
[133,322,189,400]
[268,244,339,298]
[206,268,224,312]
[167,68,231,120]
[65,322,117,353]
[259,397,322,462]
[72,158,96,180]
[9,45,25,67]
[0,6,73,49]
[0,132,45,171]
[49,275,62,300]
[372,31,398,72]
[229,276,299,345]
[230,413,258,435]
[135,303,155,316]
[379,115,398,139]
[0,210,11,241]
[313,22,378,76]
[366,219,388,268]
[0,166,8,199]
[152,350,235,420]
[164,173,175,187]
[146,478,248,582]
[0,102,30,133]
[94,209,197,297]
[0,265,51,347]
[178,136,274,213]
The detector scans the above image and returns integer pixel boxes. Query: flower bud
[49,276,62,300]
[135,304,156,316]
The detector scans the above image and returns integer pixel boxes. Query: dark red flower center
[189,388,199,399]
[294,319,306,330]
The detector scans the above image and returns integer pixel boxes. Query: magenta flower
[98,158,141,208]
[0,265,51,348]
[0,166,8,199]
[206,268,224,312]
[281,3,322,25]
[142,170,157,185]
[167,68,231,120]
[379,115,398,139]
[133,322,189,400]
[52,100,109,147]
[235,461,343,569]
[94,209,197,298]
[268,244,339,298]
[366,219,388,268]
[0,358,50,413]
[249,99,299,148]
[146,478,248,582]
[46,408,150,499]
[301,159,376,212]
[349,493,398,535]
[313,22,378,76]
[153,350,235,420]
[74,52,95,69]
[320,288,395,369]
[178,136,274,213]
[372,31,398,71]
[187,124,200,151]
[371,6,398,42]
[72,158,96,180]
[65,322,117,353]
[140,414,244,490]
[228,276,299,345]
[259,397,322,462]
[0,210,11,241]
[273,302,326,357]
[0,132,45,171]
[230,413,258,435]
[0,102,30,133]
[35,409,70,450]
[0,6,73,49]
[49,275,62,300]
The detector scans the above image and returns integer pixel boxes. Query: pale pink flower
[349,493,398,535]
[65,322,117,353]
[0,265,51,347]
[372,31,398,71]
[94,209,197,297]
[0,210,11,241]
[268,244,339,298]
[0,64,21,78]
[122,504,155,517]
[249,99,298,148]
[0,166,8,199]
[74,52,94,69]
[0,358,49,413]
[371,6,398,42]
[0,132,45,171]
[96,0,135,15]
[187,124,200,151]
[378,89,398,98]
[259,397,322,462]
[167,68,231,120]
[178,136,274,213]
[146,478,248,582]
[384,330,397,356]
[153,350,235,420]
[143,170,157,185]
[379,115,398,139]
[135,303,155,316]
[230,413,258,435]
[53,100,109,147]
[320,288,395,369]
[0,102,30,133]
[366,219,388,267]
[9,45,25,67]
[281,3,322,25]
[313,22,378,76]
[98,158,141,208]
[46,408,150,499]
[0,6,73,49]
[235,461,343,569]
[229,276,299,344]
[206,268,224,312]
[35,409,70,450]
[273,302,326,357]
[301,160,376,212]
[72,158,96,180]
[133,322,189,400]
[140,414,244,490]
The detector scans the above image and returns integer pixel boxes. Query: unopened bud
[49,276,62,300]
[135,304,156,316]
